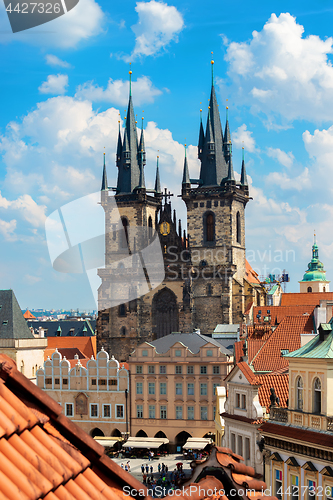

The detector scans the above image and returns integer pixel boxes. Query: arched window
[204,212,215,243]
[323,287,326,292]
[121,218,129,248]
[296,376,303,410]
[148,216,153,239]
[313,377,322,414]
[118,304,126,317]
[236,212,241,244]
[307,286,312,293]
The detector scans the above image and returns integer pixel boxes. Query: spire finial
[211,51,214,86]
[314,231,316,245]
[226,99,229,120]
[242,142,245,161]
[129,63,132,97]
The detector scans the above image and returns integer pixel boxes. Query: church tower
[182,58,250,331]
[299,235,330,293]
[97,69,162,361]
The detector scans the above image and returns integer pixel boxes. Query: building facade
[128,332,233,451]
[260,323,333,498]
[37,348,129,437]
[96,64,266,361]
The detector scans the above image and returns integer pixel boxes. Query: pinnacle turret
[182,144,190,185]
[155,156,161,196]
[240,148,248,186]
[198,109,204,159]
[101,152,108,191]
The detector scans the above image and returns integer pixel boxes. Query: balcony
[270,408,333,432]
[269,407,288,423]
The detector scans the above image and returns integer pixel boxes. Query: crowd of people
[140,461,186,496]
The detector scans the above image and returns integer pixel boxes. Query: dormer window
[124,152,131,159]
[208,143,215,151]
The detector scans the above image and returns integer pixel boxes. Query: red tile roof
[0,353,151,500]
[253,305,315,326]
[24,310,36,320]
[257,373,289,410]
[281,292,333,306]
[250,315,314,373]
[183,446,277,500]
[234,340,245,363]
[245,260,261,285]
[46,336,97,360]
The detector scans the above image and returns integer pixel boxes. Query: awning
[183,437,212,450]
[122,437,169,449]
[94,437,122,447]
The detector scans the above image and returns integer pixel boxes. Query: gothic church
[97,63,264,361]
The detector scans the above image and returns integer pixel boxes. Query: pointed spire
[173,209,176,225]
[129,63,132,97]
[206,107,214,146]
[101,151,108,191]
[116,118,122,167]
[182,143,190,185]
[198,107,205,159]
[240,147,248,186]
[224,102,232,164]
[178,219,182,238]
[227,151,235,182]
[138,116,146,160]
[211,52,214,86]
[154,155,161,195]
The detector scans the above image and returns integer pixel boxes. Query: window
[148,216,153,239]
[121,218,129,248]
[160,365,166,374]
[213,406,216,419]
[116,405,124,418]
[237,435,243,456]
[160,382,167,395]
[325,485,333,500]
[291,475,299,500]
[213,383,219,396]
[75,393,87,415]
[213,365,220,374]
[98,379,107,386]
[275,470,283,500]
[296,376,303,410]
[313,377,322,414]
[54,378,60,384]
[175,349,181,357]
[65,403,73,417]
[206,350,213,357]
[148,365,155,374]
[142,350,148,357]
[137,405,143,418]
[90,404,98,418]
[200,383,207,396]
[307,286,312,293]
[241,394,246,409]
[160,406,167,419]
[175,365,182,374]
[118,304,126,317]
[120,327,126,336]
[187,406,194,420]
[175,383,182,395]
[236,211,241,244]
[176,406,183,419]
[187,366,194,374]
[63,378,68,385]
[103,405,111,418]
[149,405,155,419]
[231,433,236,452]
[200,366,207,374]
[205,212,215,242]
[109,379,117,386]
[308,480,316,500]
[236,393,246,409]
[187,383,194,396]
[200,406,208,420]
[91,379,97,385]
[45,378,52,385]
[148,382,155,395]
[136,365,143,374]
[136,382,143,394]
[207,284,212,296]
[245,437,250,461]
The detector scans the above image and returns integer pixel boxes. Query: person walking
[158,463,161,473]
[145,464,149,474]
[141,464,145,474]
[150,465,153,474]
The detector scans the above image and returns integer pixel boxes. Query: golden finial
[208,106,210,109]
[200,109,202,112]
[211,51,214,64]
[129,62,132,75]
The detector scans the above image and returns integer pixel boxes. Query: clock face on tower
[160,221,170,236]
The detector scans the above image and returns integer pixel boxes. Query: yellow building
[128,332,233,451]
[37,348,129,438]
[260,322,333,499]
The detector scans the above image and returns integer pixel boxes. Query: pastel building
[37,347,129,438]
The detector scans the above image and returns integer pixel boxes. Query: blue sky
[1,0,333,309]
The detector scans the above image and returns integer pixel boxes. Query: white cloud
[123,0,184,61]
[232,124,256,152]
[0,191,46,228]
[0,219,17,241]
[75,76,162,106]
[45,55,71,68]
[224,13,333,125]
[39,74,69,95]
[24,274,42,285]
[265,168,311,191]
[0,0,104,48]
[266,147,294,167]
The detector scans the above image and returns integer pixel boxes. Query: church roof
[0,290,34,340]
[23,310,36,320]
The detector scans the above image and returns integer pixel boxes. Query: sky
[1,0,333,310]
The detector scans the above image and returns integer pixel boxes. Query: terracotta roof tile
[280,292,333,307]
[250,315,314,373]
[257,373,289,410]
[46,337,97,360]
[245,260,261,285]
[234,341,245,363]
[24,310,36,320]
[253,305,315,326]
[0,354,152,500]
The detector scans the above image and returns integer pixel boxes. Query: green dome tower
[299,234,330,293]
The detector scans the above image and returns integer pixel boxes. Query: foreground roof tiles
[280,292,333,306]
[0,353,150,500]
[252,305,315,326]
[257,373,289,410]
